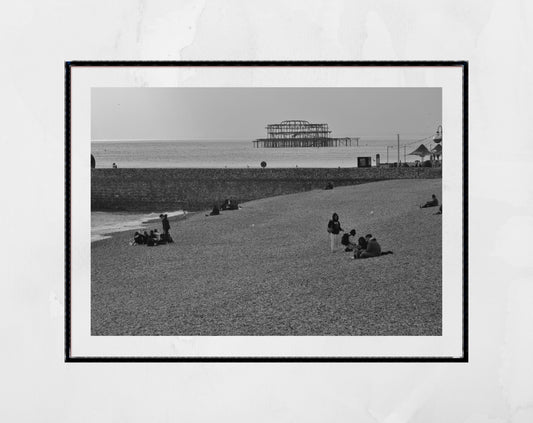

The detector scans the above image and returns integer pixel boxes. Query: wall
[91,167,442,212]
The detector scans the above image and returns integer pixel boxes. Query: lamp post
[397,134,400,168]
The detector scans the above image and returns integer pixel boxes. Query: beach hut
[408,144,431,162]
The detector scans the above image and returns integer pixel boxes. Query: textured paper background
[1,0,532,421]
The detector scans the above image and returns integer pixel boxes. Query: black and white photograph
[67,63,466,360]
[90,86,444,337]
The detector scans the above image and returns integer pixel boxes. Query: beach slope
[92,179,442,336]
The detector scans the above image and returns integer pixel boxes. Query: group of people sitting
[341,230,393,259]
[131,214,173,246]
[328,213,393,259]
[207,199,239,216]
[132,229,173,246]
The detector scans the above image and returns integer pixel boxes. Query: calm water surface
[91,137,434,169]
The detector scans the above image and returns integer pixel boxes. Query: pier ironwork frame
[253,119,357,148]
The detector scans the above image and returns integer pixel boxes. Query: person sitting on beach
[420,194,439,208]
[154,229,167,244]
[131,231,145,246]
[341,229,357,251]
[146,230,159,246]
[220,199,239,211]
[324,182,334,190]
[353,235,371,258]
[360,236,381,258]
[352,236,367,257]
[355,235,393,259]
[209,205,220,216]
[146,231,155,246]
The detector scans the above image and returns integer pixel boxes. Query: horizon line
[91,133,435,143]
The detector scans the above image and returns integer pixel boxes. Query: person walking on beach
[327,213,344,252]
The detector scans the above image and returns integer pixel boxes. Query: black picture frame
[65,60,468,362]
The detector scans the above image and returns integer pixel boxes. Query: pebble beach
[91,178,442,336]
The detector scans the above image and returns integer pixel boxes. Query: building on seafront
[253,120,359,148]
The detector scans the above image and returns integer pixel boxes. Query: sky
[91,87,441,141]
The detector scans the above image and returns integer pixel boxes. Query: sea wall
[91,167,442,212]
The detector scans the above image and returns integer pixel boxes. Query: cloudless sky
[92,87,441,141]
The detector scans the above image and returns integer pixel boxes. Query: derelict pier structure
[253,120,359,148]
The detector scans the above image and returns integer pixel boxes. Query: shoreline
[91,210,193,243]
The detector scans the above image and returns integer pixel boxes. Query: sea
[91,138,431,169]
[91,137,434,242]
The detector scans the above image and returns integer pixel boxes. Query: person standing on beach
[160,214,170,239]
[327,213,344,252]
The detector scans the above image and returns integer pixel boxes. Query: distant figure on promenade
[325,182,334,190]
[112,162,118,169]
[341,229,357,251]
[160,214,171,239]
[354,235,393,259]
[209,205,220,216]
[327,213,344,252]
[420,194,439,208]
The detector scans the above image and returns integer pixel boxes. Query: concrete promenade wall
[91,167,442,212]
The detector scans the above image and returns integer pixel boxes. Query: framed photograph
[66,61,468,361]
